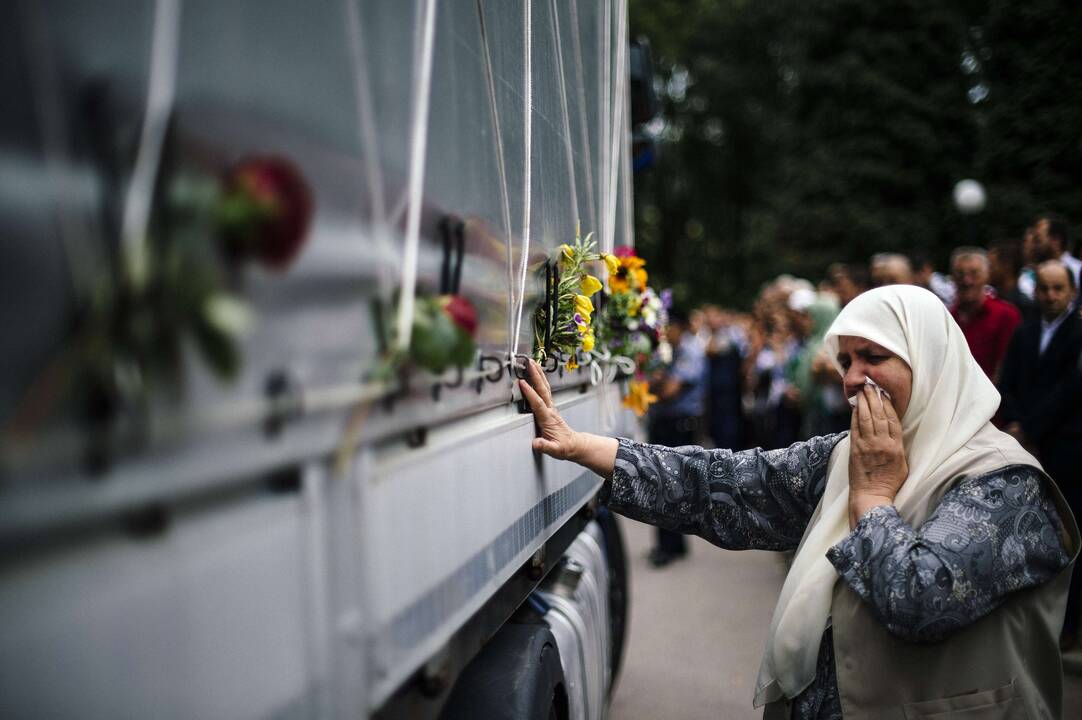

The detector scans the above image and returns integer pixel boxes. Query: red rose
[614,245,636,258]
[224,156,313,271]
[441,294,477,336]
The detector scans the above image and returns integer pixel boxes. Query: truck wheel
[595,507,629,693]
[440,623,567,720]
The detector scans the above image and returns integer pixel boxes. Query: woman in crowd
[520,285,1078,719]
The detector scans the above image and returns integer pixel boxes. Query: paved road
[609,516,1082,719]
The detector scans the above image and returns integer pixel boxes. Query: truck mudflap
[537,522,612,720]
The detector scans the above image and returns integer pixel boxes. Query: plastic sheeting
[0,0,634,470]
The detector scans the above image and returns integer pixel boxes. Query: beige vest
[766,438,1080,720]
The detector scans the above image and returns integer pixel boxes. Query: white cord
[121,0,182,264]
[343,0,397,302]
[599,0,612,253]
[603,0,628,255]
[549,0,579,225]
[620,26,635,253]
[509,0,533,359]
[476,0,516,352]
[568,0,597,235]
[395,0,439,349]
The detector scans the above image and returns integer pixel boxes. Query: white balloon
[953,179,986,214]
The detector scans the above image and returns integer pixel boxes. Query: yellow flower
[580,274,602,296]
[566,356,580,370]
[574,294,594,318]
[608,273,630,293]
[603,253,620,275]
[581,332,595,352]
[628,297,642,317]
[622,380,658,417]
[559,243,574,259]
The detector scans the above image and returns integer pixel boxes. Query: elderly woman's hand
[848,384,908,527]
[518,360,580,459]
[518,360,619,477]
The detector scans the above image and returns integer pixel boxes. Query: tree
[631,1,1082,308]
[975,0,1082,243]
[770,0,978,269]
[630,0,790,308]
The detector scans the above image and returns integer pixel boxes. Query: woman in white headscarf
[520,285,1079,719]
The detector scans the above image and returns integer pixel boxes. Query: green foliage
[630,0,1082,308]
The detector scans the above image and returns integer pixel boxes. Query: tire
[595,506,629,693]
[440,623,567,720]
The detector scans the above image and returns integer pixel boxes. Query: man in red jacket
[950,246,1021,381]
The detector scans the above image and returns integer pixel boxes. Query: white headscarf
[754,285,1038,705]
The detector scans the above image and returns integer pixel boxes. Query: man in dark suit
[998,259,1082,649]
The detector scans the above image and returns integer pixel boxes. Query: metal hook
[432,364,465,401]
[379,364,410,413]
[476,354,504,393]
[512,354,531,380]
[439,215,466,296]
[451,219,465,295]
[264,369,302,438]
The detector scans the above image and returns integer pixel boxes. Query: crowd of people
[642,212,1082,650]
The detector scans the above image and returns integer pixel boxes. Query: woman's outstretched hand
[518,360,619,478]
[519,360,580,460]
[848,383,908,528]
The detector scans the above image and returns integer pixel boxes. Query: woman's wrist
[569,432,619,479]
[849,492,894,529]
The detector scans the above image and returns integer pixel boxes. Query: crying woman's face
[835,336,913,421]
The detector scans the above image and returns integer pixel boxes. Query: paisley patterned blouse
[602,433,1071,720]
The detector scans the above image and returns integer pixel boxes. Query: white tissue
[847,377,892,408]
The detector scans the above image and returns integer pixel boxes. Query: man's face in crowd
[789,309,813,340]
[830,273,858,306]
[1031,218,1060,262]
[705,306,724,331]
[1022,227,1040,266]
[1035,263,1076,322]
[666,320,685,345]
[870,259,911,287]
[913,263,934,288]
[689,310,705,336]
[952,256,989,307]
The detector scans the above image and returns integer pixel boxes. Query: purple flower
[660,288,673,310]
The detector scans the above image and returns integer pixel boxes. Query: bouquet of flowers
[534,228,603,370]
[595,247,669,416]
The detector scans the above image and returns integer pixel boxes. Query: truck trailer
[0,1,641,718]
